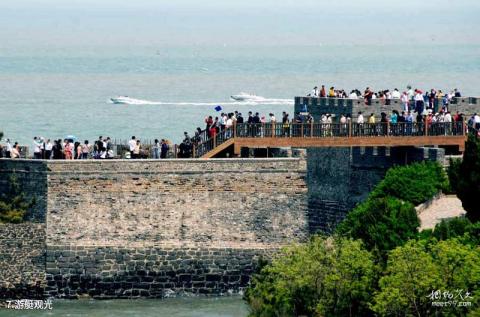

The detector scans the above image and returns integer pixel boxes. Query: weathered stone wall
[45,246,273,299]
[307,146,445,232]
[44,159,308,248]
[295,96,480,121]
[0,223,46,299]
[0,158,308,298]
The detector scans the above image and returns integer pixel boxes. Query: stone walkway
[417,194,466,230]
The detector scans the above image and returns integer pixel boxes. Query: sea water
[0,297,249,317]
[1,44,479,146]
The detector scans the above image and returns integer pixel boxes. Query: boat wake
[109,96,293,106]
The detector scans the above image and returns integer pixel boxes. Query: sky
[0,0,479,49]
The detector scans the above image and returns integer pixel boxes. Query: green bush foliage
[336,197,419,256]
[372,239,480,317]
[370,161,449,205]
[419,217,480,246]
[245,236,377,317]
[448,134,480,222]
[0,175,33,223]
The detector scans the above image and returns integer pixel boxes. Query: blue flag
[214,105,223,112]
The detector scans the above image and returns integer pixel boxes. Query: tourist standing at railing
[407,86,414,101]
[160,139,169,159]
[11,142,20,159]
[74,141,82,159]
[307,86,319,97]
[385,90,392,105]
[328,87,335,97]
[348,90,358,99]
[428,89,437,110]
[52,140,62,159]
[226,114,233,138]
[444,112,453,135]
[5,139,12,158]
[205,116,213,132]
[400,91,409,112]
[44,139,53,159]
[454,88,462,97]
[32,137,42,159]
[282,112,290,137]
[364,87,373,106]
[391,88,401,99]
[153,139,160,159]
[414,90,425,114]
[81,140,89,159]
[320,85,326,97]
[210,117,218,138]
[356,112,364,136]
[63,141,72,160]
[128,136,136,159]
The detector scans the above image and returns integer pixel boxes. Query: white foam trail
[109,97,293,106]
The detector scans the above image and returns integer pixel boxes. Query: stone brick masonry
[0,223,45,299]
[0,158,308,299]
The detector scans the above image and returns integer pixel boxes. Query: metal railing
[192,121,467,158]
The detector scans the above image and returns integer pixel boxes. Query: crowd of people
[307,85,463,111]
[0,135,172,160]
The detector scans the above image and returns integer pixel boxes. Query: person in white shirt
[308,86,319,97]
[225,114,234,138]
[349,91,358,99]
[5,139,13,158]
[407,86,414,100]
[128,136,137,159]
[45,139,53,159]
[473,113,480,129]
[33,136,42,159]
[357,112,364,124]
[401,92,409,112]
[391,88,401,99]
[270,113,276,123]
[414,90,425,113]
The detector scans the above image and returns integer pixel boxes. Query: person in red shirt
[320,85,326,98]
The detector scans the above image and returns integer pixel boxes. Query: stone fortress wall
[0,159,308,298]
[294,96,480,121]
[0,148,445,298]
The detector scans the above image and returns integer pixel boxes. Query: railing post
[424,116,428,136]
[233,122,236,138]
[272,123,275,138]
[310,121,313,137]
[193,144,196,158]
[387,121,390,136]
[348,121,352,137]
[214,134,217,148]
[301,123,304,137]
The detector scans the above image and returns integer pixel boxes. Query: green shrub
[0,174,33,223]
[370,161,449,206]
[372,239,480,316]
[420,217,480,246]
[245,236,377,317]
[448,134,480,222]
[336,197,419,257]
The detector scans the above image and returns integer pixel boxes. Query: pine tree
[0,175,34,223]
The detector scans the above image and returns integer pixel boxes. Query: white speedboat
[230,92,264,102]
[110,96,133,104]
